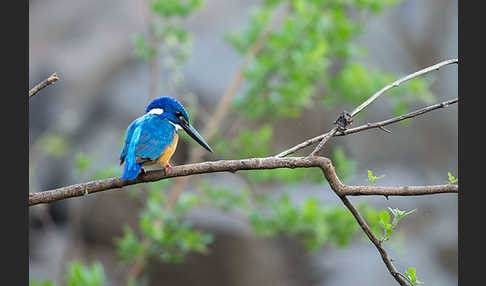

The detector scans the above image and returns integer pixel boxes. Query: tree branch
[29,156,457,206]
[308,127,338,157]
[29,73,59,99]
[339,196,411,286]
[281,59,458,158]
[276,98,458,158]
[350,58,458,117]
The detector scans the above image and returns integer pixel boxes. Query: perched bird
[120,96,213,180]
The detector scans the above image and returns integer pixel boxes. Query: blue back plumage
[120,114,177,180]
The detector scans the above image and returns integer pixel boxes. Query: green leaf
[333,147,357,182]
[367,170,384,184]
[74,152,92,176]
[66,261,105,286]
[37,134,71,159]
[379,210,390,226]
[114,226,144,263]
[133,33,154,61]
[29,279,56,286]
[404,266,423,285]
[447,172,458,184]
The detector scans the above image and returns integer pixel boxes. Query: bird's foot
[164,163,171,173]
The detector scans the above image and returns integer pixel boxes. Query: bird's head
[146,97,213,152]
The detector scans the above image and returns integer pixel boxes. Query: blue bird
[120,96,213,180]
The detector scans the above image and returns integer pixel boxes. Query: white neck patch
[148,108,164,115]
[168,121,183,131]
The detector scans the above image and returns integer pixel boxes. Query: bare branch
[350,58,458,117]
[276,98,458,157]
[298,59,458,157]
[29,156,457,206]
[337,98,458,136]
[339,196,410,286]
[278,58,458,158]
[308,127,338,157]
[29,73,59,99]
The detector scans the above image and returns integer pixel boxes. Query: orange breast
[143,134,179,167]
[156,133,179,167]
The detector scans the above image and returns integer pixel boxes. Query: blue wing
[120,118,140,165]
[120,114,176,180]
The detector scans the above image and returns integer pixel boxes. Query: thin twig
[308,127,338,157]
[337,98,458,136]
[378,126,392,134]
[350,58,458,117]
[280,59,457,158]
[276,98,458,157]
[29,73,59,99]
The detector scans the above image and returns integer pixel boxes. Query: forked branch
[277,98,458,158]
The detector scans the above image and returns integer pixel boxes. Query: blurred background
[29,0,457,285]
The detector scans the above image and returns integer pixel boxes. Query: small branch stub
[29,73,60,99]
[334,111,353,132]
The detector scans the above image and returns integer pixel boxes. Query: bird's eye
[174,111,186,122]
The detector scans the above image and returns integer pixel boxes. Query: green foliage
[332,147,357,182]
[29,279,56,286]
[228,0,433,120]
[246,167,325,184]
[446,172,458,184]
[249,194,364,250]
[378,207,415,242]
[30,261,105,286]
[355,0,399,12]
[366,169,385,185]
[132,0,202,95]
[133,33,154,61]
[212,125,326,184]
[404,267,423,285]
[151,0,203,17]
[74,152,92,177]
[359,203,382,239]
[91,165,121,180]
[214,124,274,159]
[198,180,250,211]
[115,185,213,264]
[326,64,433,117]
[115,226,144,263]
[37,134,71,159]
[65,261,105,286]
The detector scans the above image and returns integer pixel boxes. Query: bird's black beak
[180,121,213,152]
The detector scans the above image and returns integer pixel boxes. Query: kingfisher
[120,96,213,180]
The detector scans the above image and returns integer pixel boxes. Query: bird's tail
[121,156,142,180]
[121,128,143,180]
